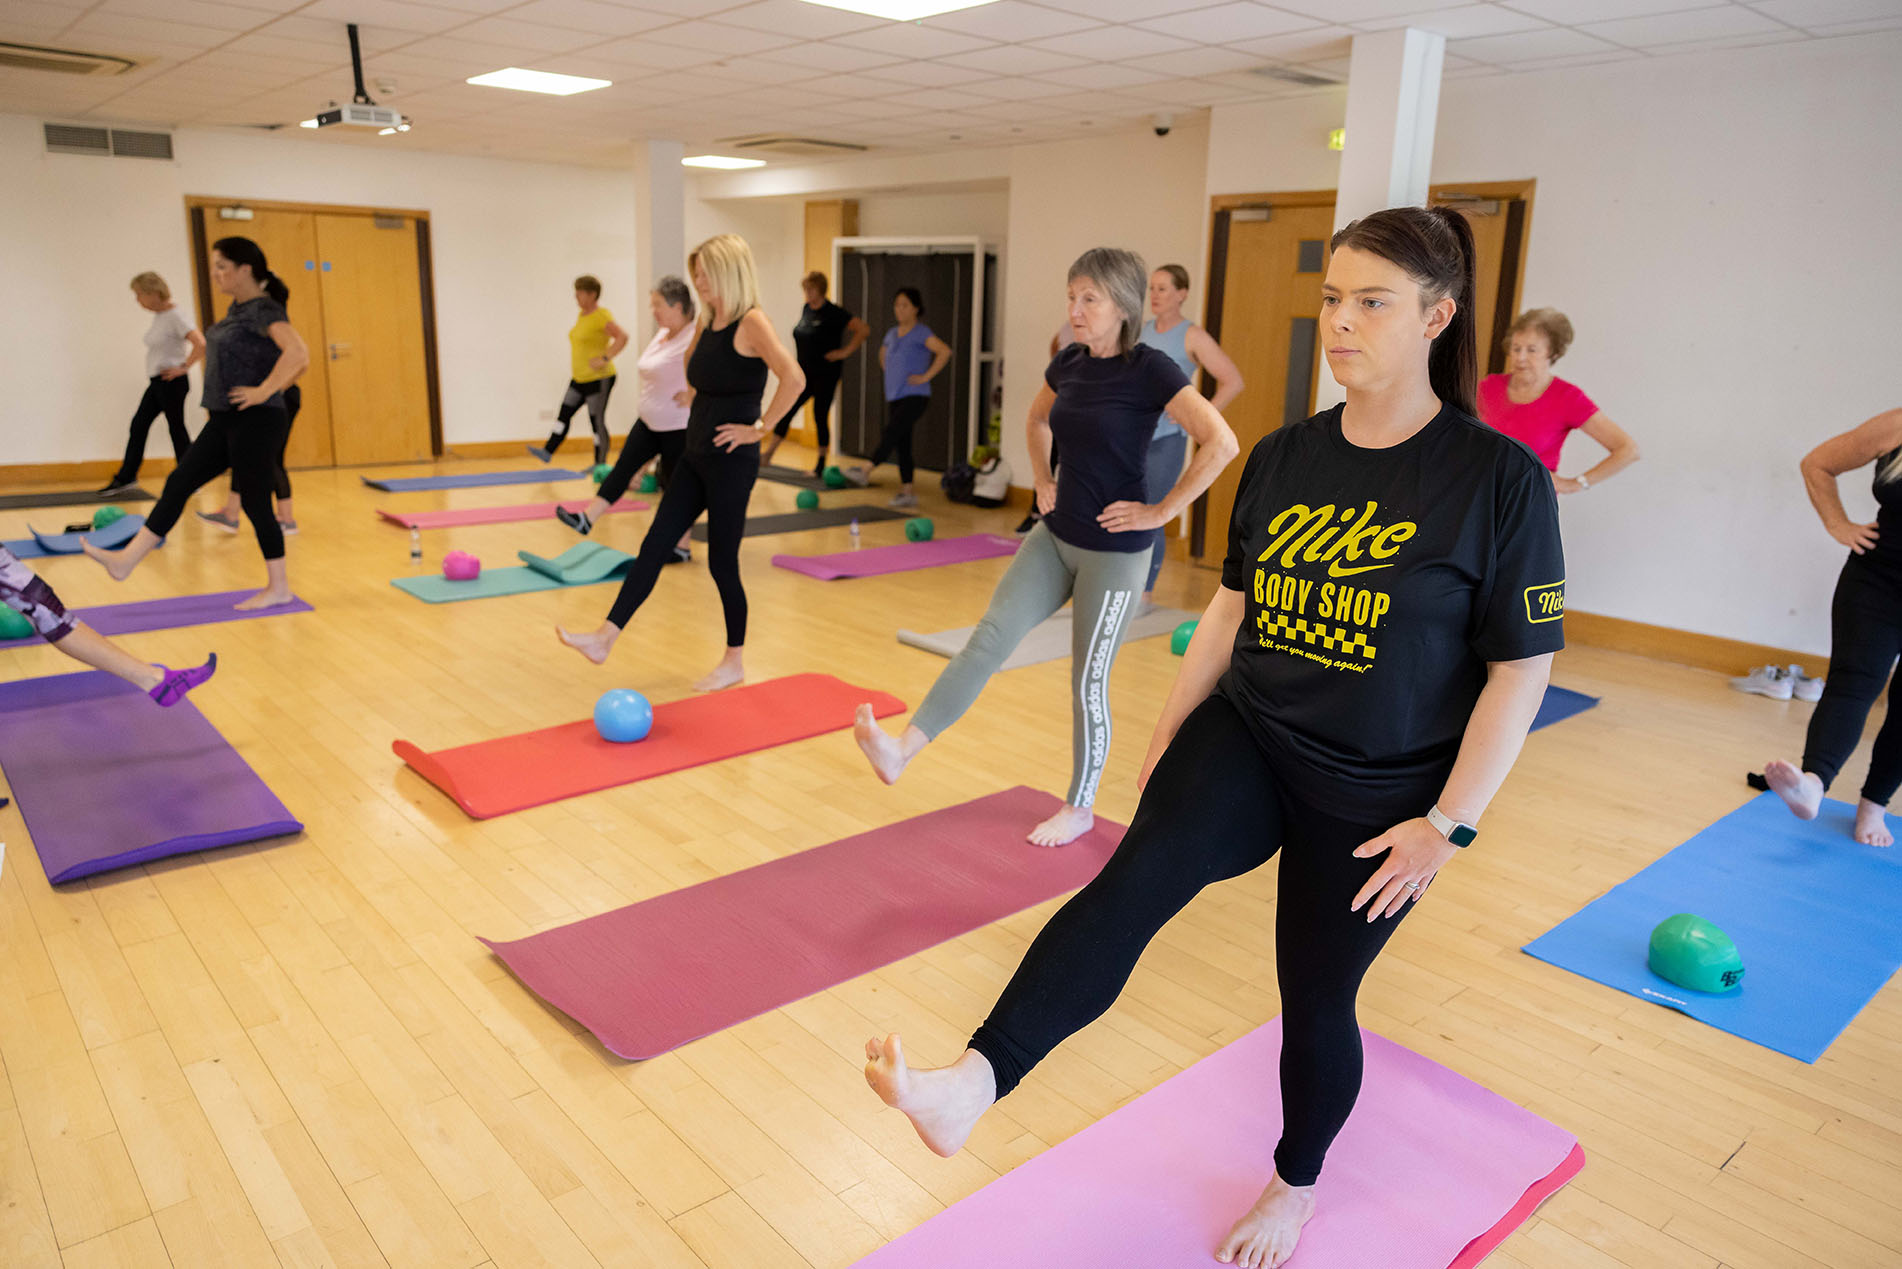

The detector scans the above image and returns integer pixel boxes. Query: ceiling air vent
[1247,64,1342,88]
[45,123,175,160]
[111,129,173,160]
[721,134,869,159]
[2,42,137,76]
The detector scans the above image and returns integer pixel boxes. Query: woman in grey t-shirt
[99,272,202,496]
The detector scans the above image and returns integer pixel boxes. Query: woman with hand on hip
[1477,308,1638,493]
[761,271,869,476]
[530,274,629,467]
[843,288,951,509]
[99,272,202,497]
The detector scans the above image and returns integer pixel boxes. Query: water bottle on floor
[410,527,422,565]
[849,517,860,549]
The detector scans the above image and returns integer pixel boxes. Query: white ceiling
[3,0,1897,167]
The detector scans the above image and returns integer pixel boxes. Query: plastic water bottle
[849,517,860,549]
[409,527,422,565]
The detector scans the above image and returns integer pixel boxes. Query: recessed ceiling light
[467,67,610,96]
[682,155,765,169]
[799,0,1000,19]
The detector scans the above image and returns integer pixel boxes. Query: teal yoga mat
[390,542,635,603]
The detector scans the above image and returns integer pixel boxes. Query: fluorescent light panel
[682,154,765,169]
[467,67,610,95]
[799,0,999,17]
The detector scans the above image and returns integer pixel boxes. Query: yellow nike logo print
[1327,561,1393,578]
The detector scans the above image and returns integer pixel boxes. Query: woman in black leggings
[862,208,1566,1269]
[99,271,201,496]
[85,237,309,611]
[557,234,804,693]
[1764,406,1902,847]
[198,382,300,536]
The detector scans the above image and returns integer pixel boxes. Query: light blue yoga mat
[1523,792,1902,1062]
[1531,685,1597,731]
[390,542,634,603]
[360,468,586,492]
[3,515,152,559]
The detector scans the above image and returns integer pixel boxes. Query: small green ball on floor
[638,473,658,494]
[904,517,933,542]
[592,463,611,483]
[0,607,33,640]
[1648,914,1745,994]
[795,488,820,510]
[823,466,846,489]
[92,505,127,530]
[1170,619,1198,655]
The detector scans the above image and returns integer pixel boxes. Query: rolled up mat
[1531,685,1598,731]
[774,532,1019,580]
[375,498,646,530]
[899,604,1197,670]
[0,486,150,511]
[395,672,905,819]
[0,671,301,884]
[4,514,152,559]
[389,542,636,603]
[481,786,1123,1058]
[854,1017,1582,1269]
[691,504,907,541]
[359,468,586,492]
[0,590,311,650]
[1524,791,1902,1061]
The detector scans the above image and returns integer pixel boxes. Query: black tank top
[1870,449,1902,568]
[687,313,769,437]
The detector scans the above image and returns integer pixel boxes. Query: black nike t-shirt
[1216,404,1566,824]
[793,301,854,376]
[1043,343,1190,553]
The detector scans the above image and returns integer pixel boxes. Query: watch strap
[1426,804,1478,848]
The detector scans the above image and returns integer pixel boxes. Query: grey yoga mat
[690,504,906,541]
[899,605,1198,671]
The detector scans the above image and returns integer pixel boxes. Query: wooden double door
[189,200,438,468]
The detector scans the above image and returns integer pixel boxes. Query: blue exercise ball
[593,689,653,743]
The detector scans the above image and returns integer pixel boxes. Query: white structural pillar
[633,138,685,330]
[1316,27,1446,406]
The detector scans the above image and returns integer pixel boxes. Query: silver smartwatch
[1426,804,1478,848]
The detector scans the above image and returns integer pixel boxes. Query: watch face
[1449,823,1478,848]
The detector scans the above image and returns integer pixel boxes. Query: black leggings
[774,369,839,450]
[112,375,192,484]
[605,438,758,644]
[1803,555,1902,803]
[235,383,299,503]
[968,693,1412,1187]
[148,406,291,560]
[545,376,615,465]
[867,395,928,483]
[598,419,686,504]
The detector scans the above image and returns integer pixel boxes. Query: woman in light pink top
[1477,308,1639,494]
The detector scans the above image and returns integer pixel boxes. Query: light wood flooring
[0,452,1896,1268]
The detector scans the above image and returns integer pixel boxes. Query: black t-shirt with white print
[1216,403,1566,824]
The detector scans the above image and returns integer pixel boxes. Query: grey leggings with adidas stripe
[912,522,1149,809]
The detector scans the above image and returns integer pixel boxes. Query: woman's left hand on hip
[1097,501,1164,533]
[1350,819,1459,921]
[228,385,271,408]
[714,423,761,451]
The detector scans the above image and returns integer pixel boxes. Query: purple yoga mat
[0,590,311,649]
[772,533,1020,580]
[481,787,1123,1059]
[856,1018,1581,1269]
[0,671,301,883]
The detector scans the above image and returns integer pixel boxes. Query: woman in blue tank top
[1137,264,1246,606]
[844,287,952,508]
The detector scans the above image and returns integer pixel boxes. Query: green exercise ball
[592,463,611,484]
[795,488,820,510]
[1170,619,1198,656]
[0,606,33,640]
[1648,913,1744,995]
[638,472,658,494]
[822,466,847,489]
[92,504,127,530]
[904,517,933,542]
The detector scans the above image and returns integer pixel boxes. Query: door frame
[183,195,445,458]
[1426,178,1537,377]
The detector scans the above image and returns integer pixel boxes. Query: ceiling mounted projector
[315,102,401,129]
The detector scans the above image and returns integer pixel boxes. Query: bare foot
[1765,759,1823,821]
[557,623,616,665]
[1027,803,1094,847]
[1855,799,1893,846]
[855,704,913,785]
[1216,1174,1317,1268]
[82,542,136,581]
[863,1035,994,1158]
[693,660,744,692]
[234,588,294,611]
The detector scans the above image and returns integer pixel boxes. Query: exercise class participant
[1,546,215,704]
[853,248,1239,847]
[1139,264,1245,605]
[84,237,309,611]
[99,272,202,496]
[760,271,869,475]
[843,287,951,509]
[861,208,1564,1269]
[530,274,629,466]
[1763,405,1902,847]
[555,275,696,564]
[1477,308,1639,493]
[198,380,300,536]
[557,235,803,692]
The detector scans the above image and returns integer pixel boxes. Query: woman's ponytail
[1425,205,1477,417]
[261,269,290,306]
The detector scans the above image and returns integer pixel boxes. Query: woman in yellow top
[530,274,629,467]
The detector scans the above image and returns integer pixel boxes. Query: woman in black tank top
[557,234,806,693]
[1762,406,1902,846]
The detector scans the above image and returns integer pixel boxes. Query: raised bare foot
[863,1035,993,1158]
[234,588,295,611]
[1855,799,1893,847]
[557,623,616,665]
[693,660,744,692]
[1764,759,1823,821]
[1027,802,1093,847]
[855,704,911,784]
[82,542,136,581]
[1216,1174,1317,1268]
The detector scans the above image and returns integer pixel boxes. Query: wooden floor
[1,451,1897,1269]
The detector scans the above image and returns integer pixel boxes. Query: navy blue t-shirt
[1042,343,1189,553]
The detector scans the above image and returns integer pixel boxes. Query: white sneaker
[889,491,918,509]
[1793,670,1825,702]
[1730,664,1793,700]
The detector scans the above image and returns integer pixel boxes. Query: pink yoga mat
[375,498,646,530]
[855,1018,1581,1268]
[481,787,1123,1059]
[772,532,1020,580]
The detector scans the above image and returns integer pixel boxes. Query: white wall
[0,114,638,463]
[1207,35,1902,655]
[857,189,1010,242]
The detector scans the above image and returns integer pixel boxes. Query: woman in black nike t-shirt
[859,206,1565,1269]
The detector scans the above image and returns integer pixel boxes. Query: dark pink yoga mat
[0,590,310,649]
[772,532,1019,580]
[0,671,301,884]
[375,498,646,530]
[856,1018,1582,1268]
[481,787,1123,1059]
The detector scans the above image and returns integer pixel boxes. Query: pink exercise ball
[442,550,481,581]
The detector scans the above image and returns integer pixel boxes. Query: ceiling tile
[501,0,678,36]
[66,10,230,50]
[890,84,995,108]
[1123,74,1275,104]
[1035,0,1225,21]
[1506,0,1719,22]
[687,52,826,83]
[97,0,276,32]
[1452,26,1622,60]
[643,18,802,54]
[832,23,998,58]
[1276,0,1471,18]
[1807,12,1902,29]
[1230,25,1355,58]
[452,16,606,52]
[857,57,995,84]
[1652,26,1809,49]
[714,0,887,37]
[585,34,730,68]
[1124,44,1265,74]
[1355,4,1552,39]
[1496,47,1643,68]
[1749,0,1902,24]
[257,14,414,52]
[754,40,903,71]
[1579,5,1787,45]
[936,44,1088,74]
[923,0,1100,40]
[1136,2,1323,42]
[1029,25,1200,59]
[1035,61,1171,87]
[955,75,1079,99]
[281,0,471,34]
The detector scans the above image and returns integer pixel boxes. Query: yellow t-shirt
[570,307,616,383]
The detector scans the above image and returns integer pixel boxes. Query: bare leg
[863,1035,996,1158]
[1854,798,1893,846]
[234,557,295,610]
[1027,804,1094,848]
[1764,758,1824,820]
[82,526,162,581]
[585,494,612,520]
[220,487,241,518]
[855,705,929,784]
[275,496,294,527]
[1216,1175,1318,1268]
[693,646,744,693]
[557,619,620,665]
[53,623,163,692]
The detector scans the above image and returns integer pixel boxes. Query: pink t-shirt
[635,324,693,432]
[1476,374,1599,471]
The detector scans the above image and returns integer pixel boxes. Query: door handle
[328,341,351,360]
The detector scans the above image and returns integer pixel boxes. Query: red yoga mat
[394,672,905,819]
[480,787,1124,1059]
[375,498,645,530]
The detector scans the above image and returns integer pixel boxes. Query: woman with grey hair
[854,247,1240,845]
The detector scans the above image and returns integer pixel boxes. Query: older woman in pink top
[1477,308,1639,494]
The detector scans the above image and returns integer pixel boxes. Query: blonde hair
[1507,307,1574,361]
[129,271,170,300]
[689,234,760,327]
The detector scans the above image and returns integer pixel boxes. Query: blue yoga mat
[1532,685,1598,731]
[3,515,151,559]
[1523,792,1902,1062]
[360,469,585,492]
